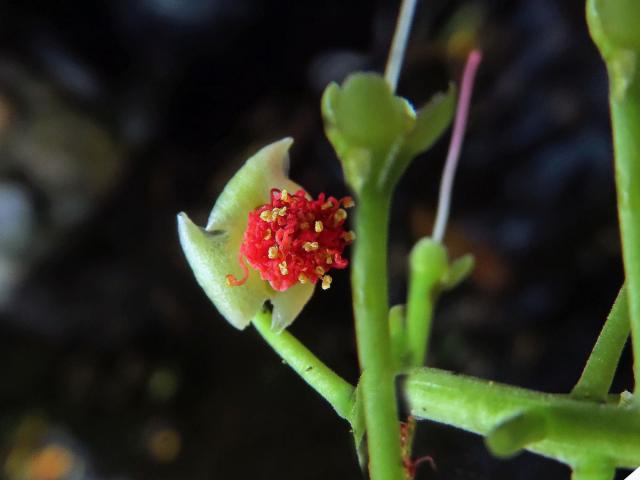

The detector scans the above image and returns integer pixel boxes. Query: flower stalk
[251,309,355,421]
[352,189,405,480]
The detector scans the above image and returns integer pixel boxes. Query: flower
[227,188,354,292]
[177,138,352,332]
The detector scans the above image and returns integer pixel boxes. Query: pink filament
[432,50,483,242]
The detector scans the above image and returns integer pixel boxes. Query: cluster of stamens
[226,189,355,291]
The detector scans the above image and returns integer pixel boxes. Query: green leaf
[177,139,314,331]
[392,83,457,184]
[406,83,456,156]
[441,253,475,290]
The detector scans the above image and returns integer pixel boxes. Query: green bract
[322,73,456,193]
[177,139,314,332]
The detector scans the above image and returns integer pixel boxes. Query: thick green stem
[252,309,355,421]
[572,286,630,400]
[352,190,405,480]
[587,0,640,397]
[404,367,640,469]
[610,85,640,393]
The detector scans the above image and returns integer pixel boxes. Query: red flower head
[228,189,355,291]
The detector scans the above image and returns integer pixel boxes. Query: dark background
[0,0,632,479]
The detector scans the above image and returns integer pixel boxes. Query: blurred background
[0,0,631,479]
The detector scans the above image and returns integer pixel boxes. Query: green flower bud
[322,73,455,194]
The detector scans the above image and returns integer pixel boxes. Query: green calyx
[322,73,456,194]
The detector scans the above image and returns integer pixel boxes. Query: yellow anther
[264,229,272,240]
[315,266,325,276]
[326,255,333,265]
[271,207,286,218]
[303,241,319,252]
[280,189,289,202]
[278,261,288,275]
[343,197,355,208]
[298,274,308,284]
[321,200,334,210]
[314,220,324,233]
[343,231,356,242]
[334,208,347,222]
[300,222,310,230]
[321,275,333,290]
[268,246,278,259]
[225,276,233,286]
[260,210,273,222]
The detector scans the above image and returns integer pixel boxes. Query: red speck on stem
[400,416,437,479]
[226,189,355,291]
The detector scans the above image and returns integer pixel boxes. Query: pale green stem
[352,190,405,480]
[404,257,440,367]
[572,286,630,400]
[406,276,435,367]
[252,309,355,421]
[404,367,640,470]
[384,0,418,92]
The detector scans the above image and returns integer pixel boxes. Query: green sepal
[177,139,315,331]
[441,253,475,290]
[389,83,457,186]
[322,73,455,193]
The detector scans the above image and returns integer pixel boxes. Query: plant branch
[352,190,405,480]
[609,86,640,395]
[587,0,640,399]
[572,286,629,400]
[404,367,640,470]
[252,309,355,421]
